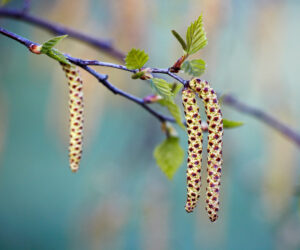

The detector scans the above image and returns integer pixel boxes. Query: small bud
[170,54,188,73]
[143,94,163,103]
[29,44,42,54]
[140,67,153,80]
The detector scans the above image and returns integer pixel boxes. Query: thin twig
[222,94,300,147]
[152,68,188,85]
[0,7,186,84]
[69,57,136,73]
[0,26,37,47]
[0,8,125,60]
[0,27,175,124]
[1,26,300,147]
[67,57,187,85]
[73,64,175,123]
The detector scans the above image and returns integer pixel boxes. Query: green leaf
[151,78,173,99]
[154,136,184,179]
[125,48,149,70]
[41,35,68,54]
[223,118,244,129]
[46,49,70,65]
[186,15,207,55]
[181,59,206,76]
[158,99,185,129]
[39,35,70,65]
[171,30,187,51]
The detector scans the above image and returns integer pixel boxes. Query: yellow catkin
[182,87,203,213]
[189,78,223,222]
[61,63,84,173]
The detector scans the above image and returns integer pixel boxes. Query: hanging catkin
[189,78,223,222]
[182,87,203,213]
[61,63,84,172]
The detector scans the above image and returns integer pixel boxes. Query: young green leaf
[158,99,185,129]
[41,35,68,54]
[154,136,184,180]
[186,15,207,55]
[47,49,70,65]
[181,59,206,76]
[151,78,173,99]
[125,48,149,70]
[223,118,244,128]
[171,30,187,51]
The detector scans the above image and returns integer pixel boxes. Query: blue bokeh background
[0,0,300,249]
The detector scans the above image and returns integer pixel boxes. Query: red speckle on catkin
[61,63,84,173]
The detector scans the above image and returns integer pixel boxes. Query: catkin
[189,78,223,222]
[61,63,84,172]
[182,87,203,213]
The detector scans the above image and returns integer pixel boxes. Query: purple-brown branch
[74,64,175,123]
[1,21,300,147]
[67,57,188,85]
[0,8,125,60]
[0,27,176,124]
[222,95,300,147]
[0,26,36,47]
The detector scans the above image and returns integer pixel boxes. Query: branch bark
[0,8,125,60]
[222,95,300,147]
[1,15,300,148]
[0,27,176,124]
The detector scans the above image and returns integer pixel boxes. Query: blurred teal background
[1,0,300,249]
